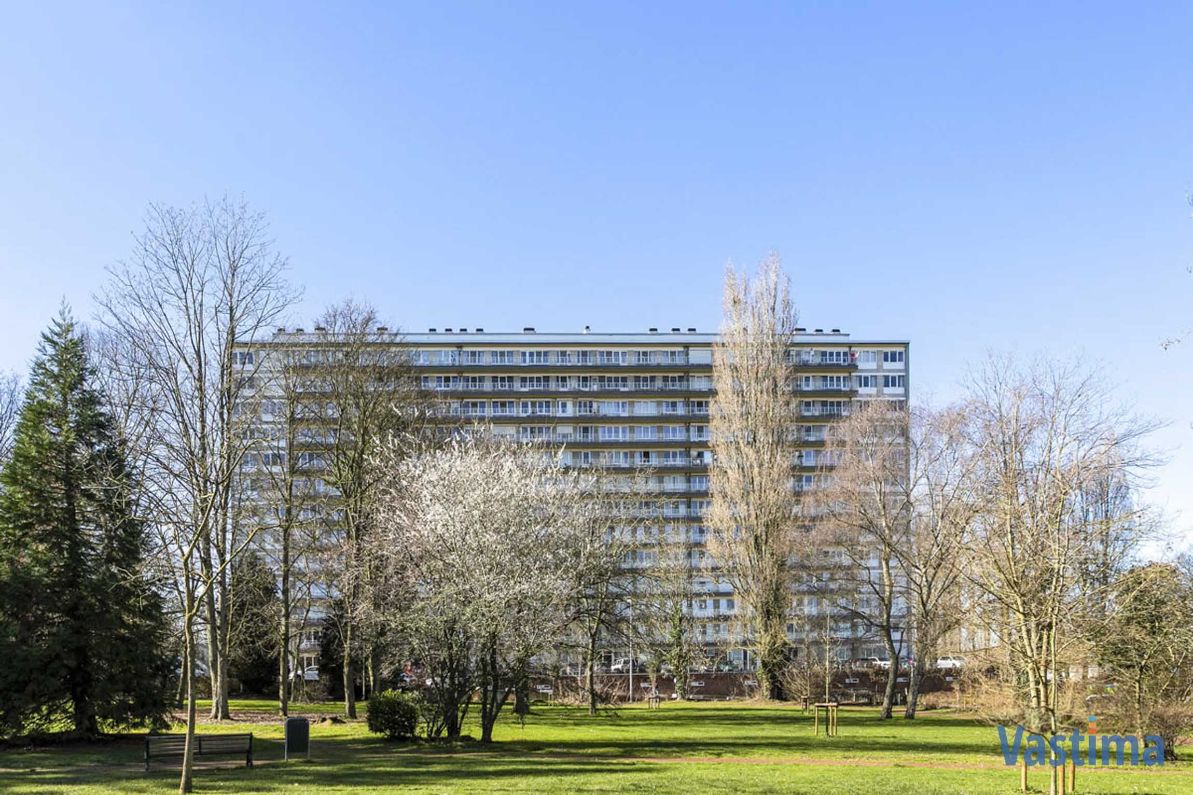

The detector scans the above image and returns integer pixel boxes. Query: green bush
[366,690,419,741]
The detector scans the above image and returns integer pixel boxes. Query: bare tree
[631,539,702,700]
[234,344,327,714]
[898,405,979,718]
[962,357,1156,742]
[314,300,425,718]
[96,198,298,794]
[809,399,910,718]
[568,485,638,716]
[0,371,21,466]
[707,253,801,700]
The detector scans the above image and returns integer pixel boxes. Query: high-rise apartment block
[235,325,909,672]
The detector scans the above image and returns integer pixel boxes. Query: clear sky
[1,2,1191,548]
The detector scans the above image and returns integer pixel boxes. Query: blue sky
[1,2,1192,547]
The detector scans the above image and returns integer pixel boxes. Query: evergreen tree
[0,310,172,738]
[226,551,281,695]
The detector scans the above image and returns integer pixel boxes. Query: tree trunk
[904,658,924,719]
[278,514,291,716]
[179,603,197,794]
[586,629,599,716]
[879,632,899,719]
[756,609,787,701]
[343,622,357,719]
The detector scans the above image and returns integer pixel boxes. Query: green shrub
[367,690,419,741]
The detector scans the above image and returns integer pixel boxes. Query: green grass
[2,700,1191,793]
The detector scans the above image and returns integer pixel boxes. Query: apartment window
[521,350,549,365]
[463,350,486,365]
[690,400,709,415]
[493,376,514,390]
[882,350,905,365]
[599,426,628,441]
[555,376,571,390]
[555,350,572,364]
[691,475,709,491]
[437,350,459,365]
[462,401,486,416]
[858,350,877,367]
[635,351,654,364]
[462,376,485,390]
[234,351,254,366]
[491,401,515,416]
[601,400,628,416]
[856,374,878,389]
[519,376,548,390]
[520,400,551,416]
[883,374,906,389]
[492,350,515,365]
[661,400,681,415]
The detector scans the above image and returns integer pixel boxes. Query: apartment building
[235,325,910,672]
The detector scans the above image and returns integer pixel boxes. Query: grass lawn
[1,700,1191,794]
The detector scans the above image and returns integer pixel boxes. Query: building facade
[235,325,910,674]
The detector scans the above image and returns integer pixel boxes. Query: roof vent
[429,328,437,333]
[294,327,304,333]
[583,325,590,334]
[314,325,326,332]
[795,327,806,332]
[459,328,468,333]
[671,327,681,332]
[523,327,536,333]
[377,326,388,333]
[814,328,824,333]
[831,328,841,333]
[475,327,484,333]
[276,327,286,334]
[687,327,696,333]
[649,327,658,333]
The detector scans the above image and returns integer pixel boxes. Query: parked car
[849,657,882,670]
[610,658,643,674]
[291,665,318,682]
[873,658,893,671]
[935,655,965,670]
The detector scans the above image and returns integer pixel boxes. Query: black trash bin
[285,717,310,761]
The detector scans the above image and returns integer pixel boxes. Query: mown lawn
[1,701,1191,793]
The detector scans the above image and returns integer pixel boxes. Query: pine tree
[0,310,172,738]
[226,551,281,695]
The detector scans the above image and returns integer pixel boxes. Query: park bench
[144,733,254,771]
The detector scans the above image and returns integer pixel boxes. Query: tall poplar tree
[0,311,171,738]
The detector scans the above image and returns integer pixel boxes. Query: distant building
[233,326,910,674]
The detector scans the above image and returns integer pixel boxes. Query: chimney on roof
[583,325,590,334]
[376,326,388,333]
[687,327,696,333]
[295,327,304,333]
[831,328,841,333]
[459,328,468,333]
[428,328,437,333]
[671,327,680,332]
[475,327,484,333]
[649,327,658,333]
[814,328,823,333]
[444,328,453,333]
[314,325,327,332]
[276,327,286,334]
[523,327,536,333]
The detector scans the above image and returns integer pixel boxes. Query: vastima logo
[998,715,1165,767]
